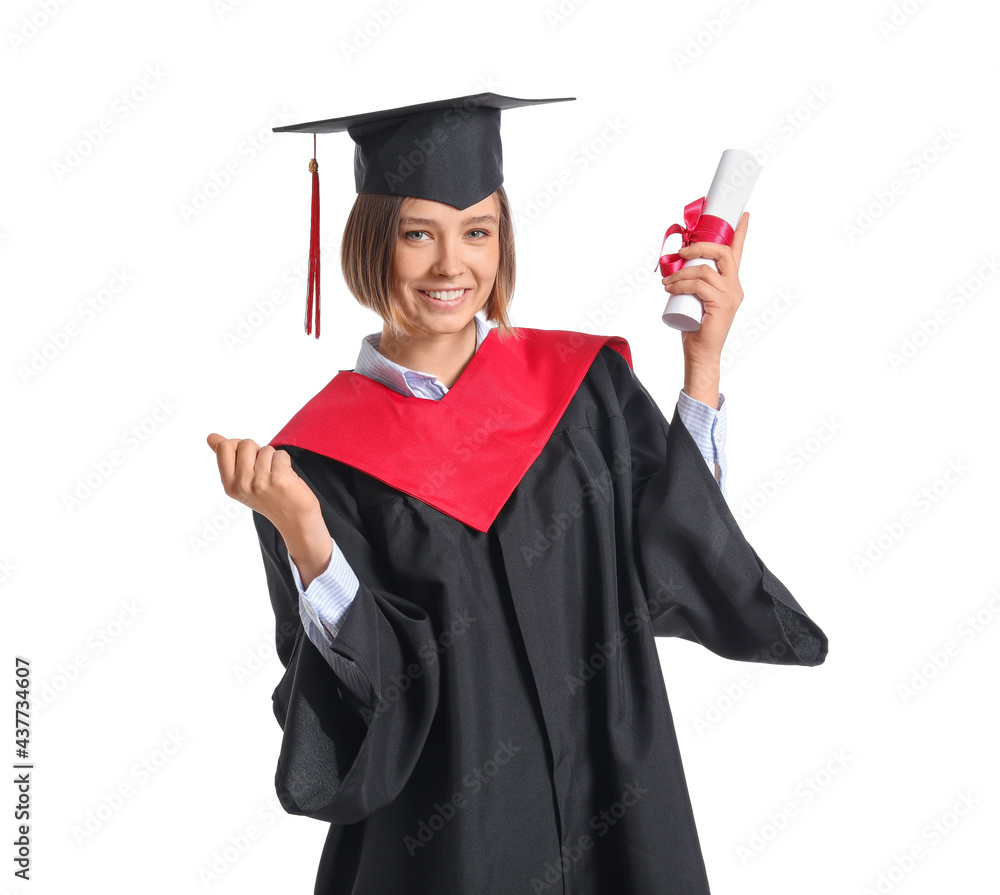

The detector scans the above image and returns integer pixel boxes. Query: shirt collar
[355,313,492,399]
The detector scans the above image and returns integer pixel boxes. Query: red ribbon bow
[657,197,735,277]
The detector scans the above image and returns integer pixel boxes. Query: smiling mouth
[418,288,469,302]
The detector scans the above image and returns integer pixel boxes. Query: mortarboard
[272,92,575,338]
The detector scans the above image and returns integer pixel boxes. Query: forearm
[683,354,721,410]
[277,511,333,590]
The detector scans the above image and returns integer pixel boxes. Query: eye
[403,230,430,241]
[466,229,489,239]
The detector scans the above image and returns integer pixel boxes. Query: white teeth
[423,289,466,301]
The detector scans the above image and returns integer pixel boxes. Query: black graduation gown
[252,332,828,894]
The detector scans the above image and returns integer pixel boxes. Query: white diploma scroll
[662,149,762,332]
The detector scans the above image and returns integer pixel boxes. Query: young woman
[207,94,827,894]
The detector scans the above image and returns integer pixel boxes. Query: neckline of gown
[269,327,632,531]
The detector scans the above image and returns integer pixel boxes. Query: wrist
[683,355,721,410]
[281,510,333,588]
[278,504,326,548]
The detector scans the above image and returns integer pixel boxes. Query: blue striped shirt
[286,314,728,676]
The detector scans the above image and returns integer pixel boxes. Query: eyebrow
[399,214,498,227]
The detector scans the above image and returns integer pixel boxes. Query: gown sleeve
[252,448,441,825]
[607,349,828,666]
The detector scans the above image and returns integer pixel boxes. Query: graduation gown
[252,327,828,894]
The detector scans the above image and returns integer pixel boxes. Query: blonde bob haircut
[340,186,522,344]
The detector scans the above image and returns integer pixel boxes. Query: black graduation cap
[273,92,575,337]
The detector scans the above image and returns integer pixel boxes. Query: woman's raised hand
[660,212,749,408]
[206,434,322,533]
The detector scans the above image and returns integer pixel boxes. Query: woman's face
[390,193,500,340]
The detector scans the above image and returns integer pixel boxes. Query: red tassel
[306,133,321,338]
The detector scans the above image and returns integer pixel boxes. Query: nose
[430,234,466,278]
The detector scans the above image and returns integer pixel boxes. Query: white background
[2,0,998,892]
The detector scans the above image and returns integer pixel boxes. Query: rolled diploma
[662,149,762,332]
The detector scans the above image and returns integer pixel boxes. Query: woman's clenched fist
[206,434,322,533]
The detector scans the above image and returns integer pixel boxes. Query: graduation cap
[273,92,575,337]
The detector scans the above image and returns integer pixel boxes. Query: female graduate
[207,93,827,894]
